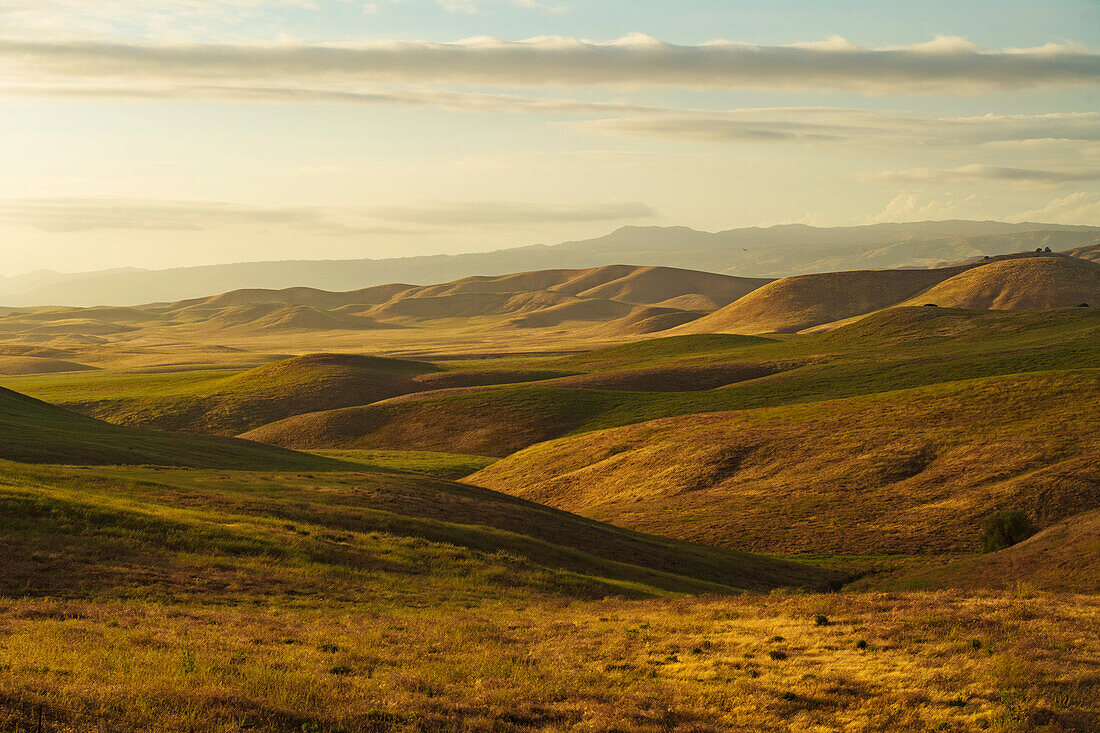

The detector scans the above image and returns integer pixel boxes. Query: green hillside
[0,386,340,469]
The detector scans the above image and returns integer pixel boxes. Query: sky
[0,0,1098,274]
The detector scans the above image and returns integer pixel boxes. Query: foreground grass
[0,591,1095,732]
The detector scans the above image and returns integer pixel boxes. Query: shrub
[981,510,1037,552]
[813,614,829,626]
[768,650,788,661]
[855,639,868,650]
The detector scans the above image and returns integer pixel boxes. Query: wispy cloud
[573,110,1100,148]
[0,198,420,235]
[0,196,653,233]
[369,199,655,226]
[1,34,1096,95]
[861,164,1100,185]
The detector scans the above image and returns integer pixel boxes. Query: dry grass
[898,256,1100,310]
[470,370,1100,555]
[0,591,1096,732]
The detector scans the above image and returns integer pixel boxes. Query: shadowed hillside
[0,386,341,469]
[883,508,1100,593]
[38,353,443,435]
[0,355,97,375]
[0,460,836,602]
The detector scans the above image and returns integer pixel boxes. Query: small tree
[981,510,1036,552]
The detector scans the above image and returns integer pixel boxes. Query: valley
[1,234,1098,732]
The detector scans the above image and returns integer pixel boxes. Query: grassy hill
[677,266,973,335]
[3,258,1100,731]
[679,254,1099,335]
[468,369,1100,555]
[17,353,442,435]
[898,255,1100,309]
[0,386,341,469]
[0,460,834,602]
[0,355,97,375]
[241,308,1100,456]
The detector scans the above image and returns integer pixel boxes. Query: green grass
[0,353,439,435]
[307,449,497,478]
[0,387,342,470]
[0,460,836,602]
[555,333,779,369]
[246,343,1100,456]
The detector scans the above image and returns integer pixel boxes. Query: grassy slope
[897,255,1100,310]
[3,353,441,435]
[469,369,1100,556]
[0,386,340,470]
[0,460,835,602]
[675,266,972,334]
[241,308,1100,456]
[676,254,1099,335]
[882,508,1100,593]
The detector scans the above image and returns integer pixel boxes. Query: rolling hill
[3,220,1096,306]
[468,369,1100,556]
[679,253,1099,335]
[0,251,1096,365]
[897,255,1100,310]
[676,266,972,334]
[0,385,341,469]
[0,264,766,353]
[0,459,837,602]
[239,307,1100,457]
[42,353,443,435]
[0,355,97,375]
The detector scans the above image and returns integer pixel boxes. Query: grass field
[1,295,1098,731]
[3,590,1097,733]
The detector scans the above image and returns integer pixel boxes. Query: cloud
[0,198,420,235]
[866,191,967,224]
[861,163,1100,184]
[0,34,1096,95]
[368,199,656,226]
[574,110,1100,149]
[0,196,654,233]
[0,1,562,36]
[1009,192,1100,225]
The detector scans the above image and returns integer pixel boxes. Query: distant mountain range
[3,220,1098,306]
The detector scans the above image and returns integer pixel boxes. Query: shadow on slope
[0,387,340,470]
[0,461,838,601]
